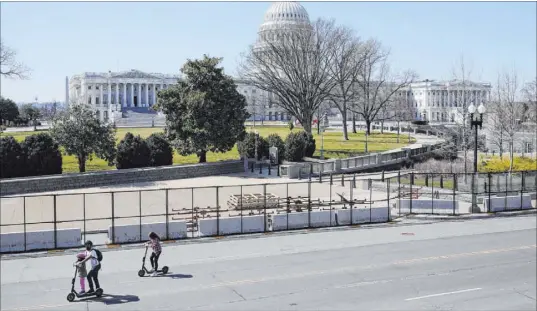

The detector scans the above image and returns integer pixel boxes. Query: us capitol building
[67,2,491,125]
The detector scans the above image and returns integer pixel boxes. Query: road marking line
[405,288,482,301]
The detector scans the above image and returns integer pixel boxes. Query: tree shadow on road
[158,273,193,279]
[78,294,140,305]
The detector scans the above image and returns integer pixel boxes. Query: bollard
[259,162,263,174]
[268,163,271,175]
[251,162,254,173]
[277,164,280,177]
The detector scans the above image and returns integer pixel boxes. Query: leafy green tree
[156,55,249,163]
[284,131,307,162]
[21,104,41,130]
[0,97,19,125]
[116,132,151,169]
[266,133,285,164]
[0,136,26,178]
[21,133,62,176]
[237,132,269,161]
[50,104,116,173]
[146,132,173,167]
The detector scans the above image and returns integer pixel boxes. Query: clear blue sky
[1,1,536,103]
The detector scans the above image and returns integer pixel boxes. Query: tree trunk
[380,120,384,134]
[78,155,86,173]
[341,110,349,141]
[317,119,320,135]
[302,116,313,134]
[198,151,207,163]
[365,119,372,135]
[397,121,400,143]
[509,140,514,172]
[352,113,357,133]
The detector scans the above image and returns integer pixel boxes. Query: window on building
[88,97,91,105]
[88,86,92,90]
[96,86,99,90]
[96,97,100,105]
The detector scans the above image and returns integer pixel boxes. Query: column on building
[145,84,149,107]
[115,83,119,109]
[81,80,86,105]
[123,83,127,108]
[138,83,143,107]
[108,82,112,107]
[100,84,103,106]
[131,83,134,108]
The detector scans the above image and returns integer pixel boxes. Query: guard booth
[266,213,274,232]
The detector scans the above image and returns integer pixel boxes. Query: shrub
[146,132,173,167]
[0,136,26,178]
[288,121,294,131]
[237,132,269,161]
[116,133,151,169]
[284,131,306,162]
[300,131,316,157]
[21,133,62,176]
[266,133,285,164]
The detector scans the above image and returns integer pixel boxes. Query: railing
[1,170,534,254]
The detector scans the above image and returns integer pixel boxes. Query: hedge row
[237,131,316,163]
[0,132,174,178]
[0,133,62,178]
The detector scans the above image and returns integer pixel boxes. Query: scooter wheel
[162,266,169,274]
[138,269,145,277]
[96,288,103,297]
[67,293,75,302]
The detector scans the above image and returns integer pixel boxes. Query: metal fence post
[111,192,115,244]
[397,171,401,216]
[431,174,434,214]
[139,191,142,242]
[487,173,492,213]
[251,162,254,173]
[240,185,244,234]
[165,189,169,240]
[409,173,413,214]
[191,188,195,239]
[353,173,356,189]
[329,180,333,226]
[286,183,289,231]
[308,181,312,228]
[452,174,456,215]
[387,179,391,221]
[309,164,313,181]
[259,162,263,174]
[319,171,322,183]
[263,184,267,232]
[268,163,271,175]
[53,195,57,249]
[277,164,280,177]
[23,196,27,251]
[330,173,333,185]
[520,171,524,210]
[369,179,373,223]
[341,174,345,187]
[82,193,86,243]
[216,186,220,236]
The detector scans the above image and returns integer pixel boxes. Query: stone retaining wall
[0,160,244,196]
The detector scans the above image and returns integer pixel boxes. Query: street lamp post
[320,113,326,160]
[468,101,486,212]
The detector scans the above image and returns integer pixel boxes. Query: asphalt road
[1,216,536,311]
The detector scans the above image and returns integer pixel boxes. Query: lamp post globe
[468,103,476,114]
[477,102,486,114]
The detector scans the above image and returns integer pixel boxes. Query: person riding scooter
[77,241,101,294]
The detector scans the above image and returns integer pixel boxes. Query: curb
[407,209,537,221]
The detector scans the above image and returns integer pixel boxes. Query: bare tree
[0,39,30,79]
[349,39,417,135]
[522,79,536,157]
[491,69,526,171]
[392,93,417,143]
[326,26,364,140]
[450,55,479,175]
[239,18,342,134]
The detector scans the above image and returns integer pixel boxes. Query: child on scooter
[146,232,162,277]
[75,253,88,294]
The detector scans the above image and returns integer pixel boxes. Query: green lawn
[1,126,415,173]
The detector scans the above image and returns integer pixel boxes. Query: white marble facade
[398,79,492,124]
[68,70,179,122]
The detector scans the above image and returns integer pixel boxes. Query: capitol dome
[258,2,311,34]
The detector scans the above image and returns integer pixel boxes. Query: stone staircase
[113,111,166,127]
